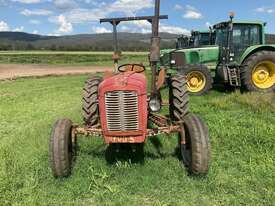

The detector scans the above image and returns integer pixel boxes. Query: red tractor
[49,0,211,178]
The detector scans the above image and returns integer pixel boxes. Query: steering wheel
[118,64,146,73]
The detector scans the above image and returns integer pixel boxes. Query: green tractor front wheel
[180,64,213,96]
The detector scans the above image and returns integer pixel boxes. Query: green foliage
[0,75,274,205]
[0,51,148,66]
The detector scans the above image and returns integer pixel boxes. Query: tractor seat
[118,64,146,73]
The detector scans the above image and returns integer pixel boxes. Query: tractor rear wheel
[49,119,73,178]
[241,51,275,92]
[179,113,211,175]
[180,64,213,96]
[169,74,189,121]
[82,77,102,126]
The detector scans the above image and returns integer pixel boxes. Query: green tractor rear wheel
[241,51,275,92]
[180,64,213,96]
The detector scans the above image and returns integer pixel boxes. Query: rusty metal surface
[157,67,166,90]
[73,125,182,139]
[149,113,169,127]
[147,125,181,137]
[100,15,168,23]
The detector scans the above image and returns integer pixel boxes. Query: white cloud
[32,30,39,34]
[13,26,24,32]
[109,0,153,15]
[0,21,10,31]
[29,19,41,24]
[53,0,77,10]
[57,0,153,24]
[21,9,52,16]
[92,26,111,34]
[12,0,42,3]
[174,4,183,11]
[57,14,73,33]
[47,33,61,36]
[183,5,203,19]
[255,7,274,14]
[117,20,190,35]
[160,25,190,35]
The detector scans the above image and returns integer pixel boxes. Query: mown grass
[0,51,148,66]
[0,75,274,206]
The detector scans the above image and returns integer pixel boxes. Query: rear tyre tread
[169,74,189,121]
[82,77,102,126]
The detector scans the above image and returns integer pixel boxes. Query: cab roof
[214,20,265,29]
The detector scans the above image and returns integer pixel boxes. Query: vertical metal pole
[150,0,160,96]
[112,21,119,72]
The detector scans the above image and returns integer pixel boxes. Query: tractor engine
[98,72,148,144]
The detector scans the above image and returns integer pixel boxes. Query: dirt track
[0,64,112,80]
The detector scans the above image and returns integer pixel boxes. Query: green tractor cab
[176,30,216,49]
[163,15,275,95]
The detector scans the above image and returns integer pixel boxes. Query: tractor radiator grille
[105,91,139,132]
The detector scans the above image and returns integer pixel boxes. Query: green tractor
[162,14,275,95]
[160,30,215,73]
[176,30,215,49]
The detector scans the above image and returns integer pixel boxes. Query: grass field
[0,74,274,206]
[0,51,148,66]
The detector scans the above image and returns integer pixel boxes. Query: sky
[0,0,275,36]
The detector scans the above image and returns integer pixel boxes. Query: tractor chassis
[72,113,184,144]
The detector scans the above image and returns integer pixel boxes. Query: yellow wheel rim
[252,61,275,89]
[186,71,206,93]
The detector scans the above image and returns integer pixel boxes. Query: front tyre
[49,119,73,178]
[180,64,213,96]
[241,51,275,92]
[179,113,211,175]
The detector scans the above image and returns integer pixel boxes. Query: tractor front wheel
[179,113,211,175]
[180,64,213,96]
[241,51,275,92]
[49,119,74,178]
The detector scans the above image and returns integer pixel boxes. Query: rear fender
[240,45,275,64]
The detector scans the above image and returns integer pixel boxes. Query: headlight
[149,97,161,112]
[171,60,176,64]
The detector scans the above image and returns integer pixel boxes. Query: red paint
[98,71,148,144]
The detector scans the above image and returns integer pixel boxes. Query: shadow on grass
[212,83,236,94]
[105,143,145,165]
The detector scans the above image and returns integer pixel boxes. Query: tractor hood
[99,72,147,93]
[98,72,148,144]
[171,45,219,66]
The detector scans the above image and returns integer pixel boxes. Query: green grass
[0,51,148,66]
[0,75,274,206]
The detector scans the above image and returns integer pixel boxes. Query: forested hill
[0,31,275,51]
[0,32,178,51]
